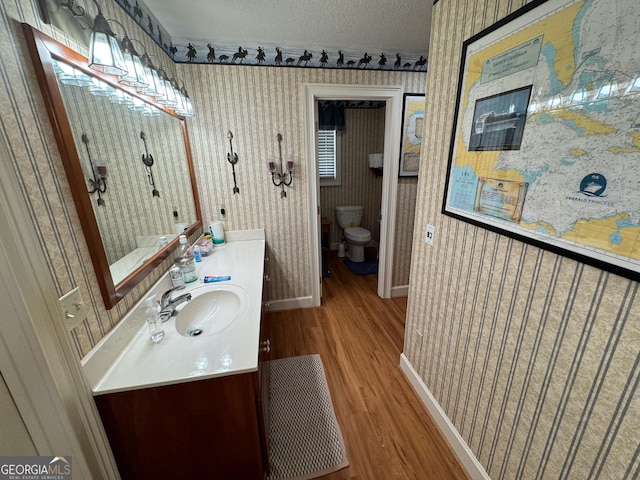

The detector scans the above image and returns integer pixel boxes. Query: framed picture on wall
[399,93,425,177]
[442,0,640,282]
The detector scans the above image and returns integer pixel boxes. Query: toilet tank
[335,205,363,228]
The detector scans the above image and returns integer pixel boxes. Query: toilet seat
[344,226,371,243]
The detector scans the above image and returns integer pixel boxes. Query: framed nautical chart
[399,93,425,177]
[442,0,640,281]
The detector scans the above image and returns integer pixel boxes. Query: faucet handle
[161,284,185,307]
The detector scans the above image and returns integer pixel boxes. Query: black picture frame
[442,0,640,282]
[399,93,425,177]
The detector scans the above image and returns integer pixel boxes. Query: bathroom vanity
[82,230,271,479]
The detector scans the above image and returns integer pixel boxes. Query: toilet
[335,205,372,263]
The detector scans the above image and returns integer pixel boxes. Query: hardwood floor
[269,253,469,480]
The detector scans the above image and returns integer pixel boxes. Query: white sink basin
[174,284,249,337]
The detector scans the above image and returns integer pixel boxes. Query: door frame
[303,83,403,306]
[0,139,119,477]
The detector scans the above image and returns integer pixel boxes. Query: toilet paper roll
[210,221,226,245]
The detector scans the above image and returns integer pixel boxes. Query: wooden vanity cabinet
[256,266,271,469]
[95,286,272,480]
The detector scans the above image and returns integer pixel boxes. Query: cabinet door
[95,374,264,479]
[257,267,271,472]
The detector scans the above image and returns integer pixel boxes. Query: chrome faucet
[158,285,192,321]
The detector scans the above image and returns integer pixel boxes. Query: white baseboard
[391,285,408,297]
[268,296,314,311]
[399,354,491,480]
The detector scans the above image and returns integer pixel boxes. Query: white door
[0,372,37,455]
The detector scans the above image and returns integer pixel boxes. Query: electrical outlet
[425,224,435,245]
[59,287,87,330]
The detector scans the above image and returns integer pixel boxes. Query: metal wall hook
[82,133,107,206]
[226,130,240,194]
[140,131,160,197]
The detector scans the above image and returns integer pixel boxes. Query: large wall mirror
[23,23,202,309]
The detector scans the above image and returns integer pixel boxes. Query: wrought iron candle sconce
[140,131,160,197]
[82,133,107,206]
[269,133,294,198]
[226,130,240,194]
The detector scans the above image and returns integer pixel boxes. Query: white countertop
[82,229,265,395]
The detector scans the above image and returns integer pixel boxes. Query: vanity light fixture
[108,88,133,105]
[171,78,186,113]
[82,133,107,206]
[182,89,195,117]
[140,131,160,197]
[226,131,240,194]
[53,59,93,87]
[127,95,147,112]
[143,103,163,117]
[625,75,640,96]
[139,52,162,96]
[88,0,127,76]
[63,3,195,117]
[155,67,178,107]
[118,33,147,89]
[88,76,115,96]
[172,78,195,117]
[594,80,619,101]
[269,133,294,198]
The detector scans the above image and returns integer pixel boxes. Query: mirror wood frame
[22,23,202,309]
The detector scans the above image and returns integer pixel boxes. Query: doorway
[303,84,403,306]
[318,100,385,283]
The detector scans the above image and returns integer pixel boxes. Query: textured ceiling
[136,0,432,69]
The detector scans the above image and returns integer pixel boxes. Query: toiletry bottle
[170,265,184,289]
[211,221,226,246]
[178,234,190,256]
[176,234,197,283]
[145,298,164,343]
[199,234,213,256]
[193,244,201,262]
[176,256,198,283]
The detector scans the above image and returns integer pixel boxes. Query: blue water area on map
[573,0,596,61]
[541,43,564,95]
[560,156,576,166]
[583,100,613,114]
[536,225,552,234]
[610,231,623,245]
[562,120,587,136]
[533,113,555,125]
[617,218,639,229]
[449,165,478,211]
[519,164,549,186]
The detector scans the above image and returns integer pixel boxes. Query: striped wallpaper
[0,1,183,358]
[59,81,195,264]
[1,0,426,358]
[320,106,385,248]
[178,62,425,304]
[404,0,640,479]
